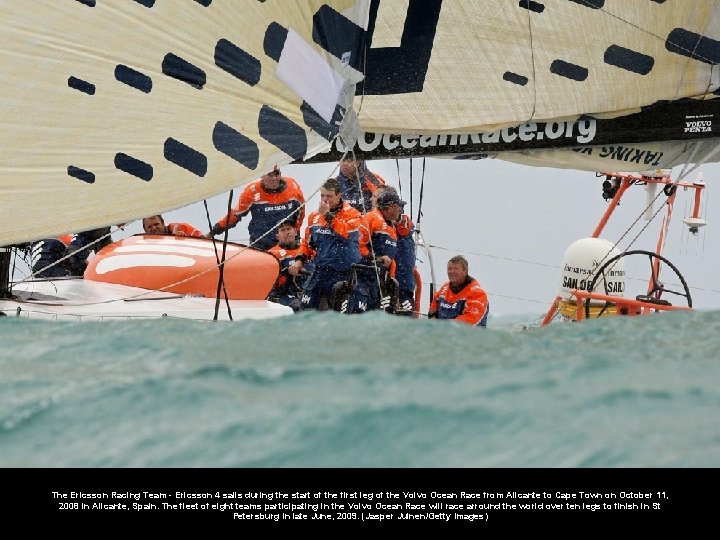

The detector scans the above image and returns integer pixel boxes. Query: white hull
[1,278,293,321]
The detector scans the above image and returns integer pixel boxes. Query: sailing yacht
[2,1,720,320]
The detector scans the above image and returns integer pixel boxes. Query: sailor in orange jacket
[336,158,386,214]
[290,178,363,311]
[143,215,204,238]
[268,220,313,311]
[429,255,490,327]
[210,165,305,250]
[358,189,402,310]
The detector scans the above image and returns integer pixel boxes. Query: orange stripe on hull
[84,235,280,300]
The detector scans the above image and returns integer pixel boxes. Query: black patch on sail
[312,5,365,72]
[162,53,206,89]
[604,45,654,75]
[215,39,261,86]
[115,65,152,93]
[133,0,155,7]
[301,101,342,141]
[67,166,95,184]
[503,71,528,86]
[666,28,720,65]
[258,105,307,160]
[115,153,153,182]
[213,121,259,170]
[550,60,588,81]
[164,138,208,177]
[362,0,443,94]
[75,0,96,6]
[68,76,95,95]
[264,22,288,62]
[194,0,212,5]
[519,1,545,14]
[568,0,604,8]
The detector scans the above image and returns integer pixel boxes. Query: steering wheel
[584,249,692,319]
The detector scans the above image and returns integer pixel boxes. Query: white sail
[0,0,363,246]
[354,0,720,133]
[3,0,720,246]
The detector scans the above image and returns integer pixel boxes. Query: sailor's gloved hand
[400,299,413,312]
[209,224,224,237]
[380,296,392,310]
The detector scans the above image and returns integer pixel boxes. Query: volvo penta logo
[685,115,713,133]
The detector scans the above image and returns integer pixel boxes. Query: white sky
[115,157,720,319]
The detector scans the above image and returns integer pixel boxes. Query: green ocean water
[1,309,718,468]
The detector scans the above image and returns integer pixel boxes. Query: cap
[376,190,406,208]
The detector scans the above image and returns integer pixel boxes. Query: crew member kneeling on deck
[268,220,313,312]
[428,255,489,327]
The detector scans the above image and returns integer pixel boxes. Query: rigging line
[417,158,426,226]
[589,174,668,277]
[426,242,714,293]
[427,244,558,269]
[409,158,414,221]
[677,142,720,180]
[39,161,349,308]
[350,149,384,299]
[675,142,702,180]
[521,0,538,123]
[206,196,233,321]
[396,159,402,201]
[213,190,233,321]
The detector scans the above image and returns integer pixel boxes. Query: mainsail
[2,0,720,245]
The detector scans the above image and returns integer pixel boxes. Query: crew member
[268,220,313,312]
[358,189,402,311]
[371,186,416,315]
[143,215,204,238]
[290,178,363,311]
[335,158,386,214]
[428,255,489,327]
[210,165,305,251]
[31,234,75,278]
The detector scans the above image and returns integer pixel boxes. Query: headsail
[4,1,720,246]
[0,1,362,246]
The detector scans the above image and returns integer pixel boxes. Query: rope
[409,159,414,221]
[213,190,234,321]
[203,198,232,319]
[426,243,720,296]
[417,157,426,226]
[12,225,124,286]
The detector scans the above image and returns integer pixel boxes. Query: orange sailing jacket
[167,223,204,238]
[430,277,489,326]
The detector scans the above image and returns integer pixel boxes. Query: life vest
[430,276,489,327]
[336,171,386,213]
[215,176,305,250]
[166,222,204,238]
[300,201,362,271]
[393,214,416,292]
[268,243,311,295]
